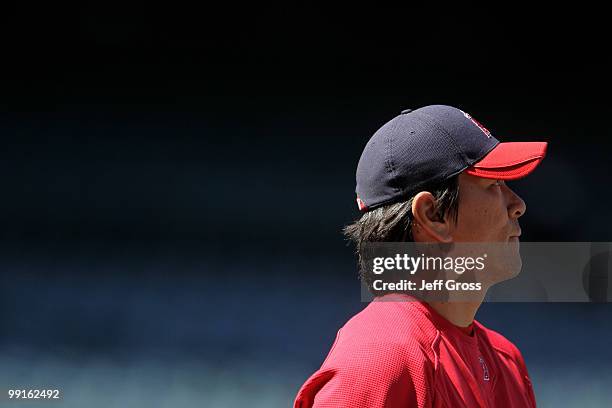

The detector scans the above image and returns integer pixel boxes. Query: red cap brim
[464,142,548,180]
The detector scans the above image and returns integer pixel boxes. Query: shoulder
[298,304,436,407]
[339,299,439,350]
[296,328,434,407]
[321,299,439,371]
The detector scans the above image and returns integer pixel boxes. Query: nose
[505,184,526,218]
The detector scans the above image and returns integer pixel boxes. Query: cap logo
[356,196,368,211]
[462,111,492,138]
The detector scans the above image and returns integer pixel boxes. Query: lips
[509,229,522,239]
[510,224,522,236]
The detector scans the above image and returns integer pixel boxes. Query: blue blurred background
[1,3,611,407]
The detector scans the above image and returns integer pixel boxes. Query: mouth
[509,229,522,240]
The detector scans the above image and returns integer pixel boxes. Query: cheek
[454,188,507,240]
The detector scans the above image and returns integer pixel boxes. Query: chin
[509,257,523,278]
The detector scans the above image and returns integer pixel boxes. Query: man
[294,105,547,407]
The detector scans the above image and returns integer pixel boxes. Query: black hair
[343,176,460,295]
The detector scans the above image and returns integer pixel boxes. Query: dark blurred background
[0,3,610,407]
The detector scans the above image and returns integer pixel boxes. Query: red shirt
[294,294,536,407]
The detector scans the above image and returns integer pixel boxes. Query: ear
[411,191,453,243]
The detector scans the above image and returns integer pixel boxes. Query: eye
[492,179,504,187]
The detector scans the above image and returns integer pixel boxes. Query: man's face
[446,173,526,284]
[450,173,525,243]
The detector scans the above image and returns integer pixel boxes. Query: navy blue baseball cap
[355,105,547,211]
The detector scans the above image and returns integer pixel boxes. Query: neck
[419,261,491,327]
[426,300,482,327]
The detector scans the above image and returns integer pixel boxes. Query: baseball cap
[355,105,547,212]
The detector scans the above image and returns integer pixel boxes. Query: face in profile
[410,172,528,296]
[449,173,526,285]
